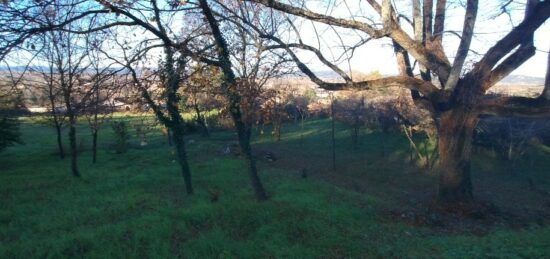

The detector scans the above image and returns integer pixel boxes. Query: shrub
[0,116,22,152]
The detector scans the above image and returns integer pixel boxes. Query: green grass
[1,116,549,258]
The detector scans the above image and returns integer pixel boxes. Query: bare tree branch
[482,45,536,91]
[433,0,447,42]
[247,0,452,81]
[265,42,352,83]
[473,1,550,77]
[444,0,477,90]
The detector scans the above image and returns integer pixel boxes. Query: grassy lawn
[1,116,549,258]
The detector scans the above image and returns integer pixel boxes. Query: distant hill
[497,75,545,86]
[311,70,340,79]
[0,65,49,73]
[3,66,545,86]
[0,65,131,74]
[309,70,545,86]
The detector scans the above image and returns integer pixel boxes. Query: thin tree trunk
[92,129,98,164]
[199,0,268,200]
[91,82,100,164]
[331,98,336,171]
[54,121,64,159]
[68,115,80,177]
[230,102,268,200]
[194,103,209,137]
[436,109,477,203]
[50,92,64,159]
[64,81,79,177]
[48,62,64,159]
[167,98,194,195]
[237,124,268,201]
[172,125,193,194]
[274,121,281,141]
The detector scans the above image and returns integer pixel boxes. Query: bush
[205,113,235,131]
[111,121,129,153]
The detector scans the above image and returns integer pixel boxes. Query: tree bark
[436,108,478,203]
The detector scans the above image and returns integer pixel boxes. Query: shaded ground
[249,119,550,235]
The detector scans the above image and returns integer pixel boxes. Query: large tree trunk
[436,108,478,203]
[172,125,193,194]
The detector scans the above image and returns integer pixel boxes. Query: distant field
[1,117,550,258]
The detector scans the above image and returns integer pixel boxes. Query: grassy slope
[1,117,549,258]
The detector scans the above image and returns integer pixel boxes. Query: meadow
[1,115,549,258]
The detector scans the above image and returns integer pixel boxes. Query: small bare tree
[34,42,67,159]
[40,2,94,177]
[83,35,120,163]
